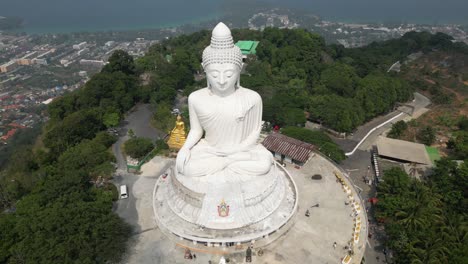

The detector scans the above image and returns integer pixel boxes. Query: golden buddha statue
[167,115,186,150]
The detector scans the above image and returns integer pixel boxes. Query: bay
[0,0,467,34]
[267,0,468,25]
[0,0,223,34]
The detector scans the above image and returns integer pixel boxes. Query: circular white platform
[153,163,298,247]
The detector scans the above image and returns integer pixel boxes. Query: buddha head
[202,22,243,95]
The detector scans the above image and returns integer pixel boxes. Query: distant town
[0,35,157,142]
[0,7,467,143]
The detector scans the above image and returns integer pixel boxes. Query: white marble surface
[167,22,287,230]
[154,162,297,242]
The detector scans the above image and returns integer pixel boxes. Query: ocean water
[0,0,223,33]
[0,0,467,34]
[267,0,468,25]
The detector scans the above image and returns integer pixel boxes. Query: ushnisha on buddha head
[202,22,243,96]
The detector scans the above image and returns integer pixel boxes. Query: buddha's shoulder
[238,87,261,102]
[188,88,210,102]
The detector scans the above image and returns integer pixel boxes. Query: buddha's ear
[236,63,243,89]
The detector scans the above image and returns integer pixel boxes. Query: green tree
[153,103,175,133]
[44,108,105,155]
[103,112,120,128]
[277,108,306,127]
[102,50,136,75]
[320,62,359,97]
[308,95,364,133]
[388,120,408,139]
[447,131,468,159]
[124,137,154,159]
[417,126,436,145]
[375,162,468,263]
[0,131,131,263]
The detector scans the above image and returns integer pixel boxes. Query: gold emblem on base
[217,199,230,217]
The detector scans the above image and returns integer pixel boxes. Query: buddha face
[205,63,240,96]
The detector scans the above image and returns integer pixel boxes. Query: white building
[79,59,105,67]
[104,41,115,47]
[32,58,48,65]
[73,42,87,50]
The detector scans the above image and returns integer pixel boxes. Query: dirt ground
[399,51,468,155]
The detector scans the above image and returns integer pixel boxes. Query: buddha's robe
[182,87,273,177]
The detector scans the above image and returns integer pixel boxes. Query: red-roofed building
[262,133,316,167]
[1,129,18,141]
[9,123,26,129]
[3,105,21,110]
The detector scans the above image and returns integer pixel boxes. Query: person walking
[333,242,337,249]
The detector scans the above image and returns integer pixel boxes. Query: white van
[120,185,128,199]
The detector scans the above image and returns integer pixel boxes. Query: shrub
[124,137,154,159]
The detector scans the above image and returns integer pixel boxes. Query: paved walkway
[118,153,366,264]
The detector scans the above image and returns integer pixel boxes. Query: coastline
[5,8,468,35]
[9,12,222,35]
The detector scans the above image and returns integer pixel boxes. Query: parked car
[120,185,128,199]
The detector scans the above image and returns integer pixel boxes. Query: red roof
[9,123,26,129]
[368,198,379,204]
[1,129,18,141]
[3,105,20,110]
[262,133,315,163]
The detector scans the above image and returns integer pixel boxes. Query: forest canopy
[137,29,464,133]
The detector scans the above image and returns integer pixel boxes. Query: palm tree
[395,183,441,232]
[408,235,450,264]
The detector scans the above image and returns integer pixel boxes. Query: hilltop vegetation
[138,29,466,134]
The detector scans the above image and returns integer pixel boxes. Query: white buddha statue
[167,23,285,229]
[176,22,274,178]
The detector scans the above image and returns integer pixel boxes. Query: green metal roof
[235,41,259,55]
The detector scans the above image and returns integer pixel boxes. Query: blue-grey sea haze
[1,0,467,33]
[269,0,468,24]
